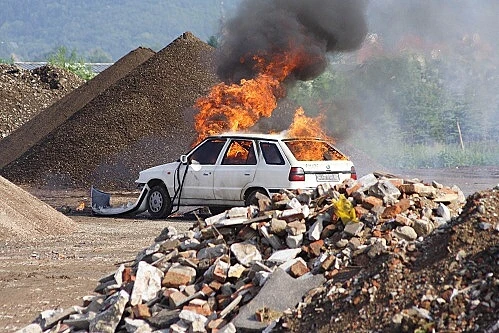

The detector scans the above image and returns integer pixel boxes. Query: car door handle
[244,172,251,176]
[203,172,211,176]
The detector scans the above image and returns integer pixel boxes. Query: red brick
[200,284,215,296]
[290,260,310,277]
[209,280,223,291]
[320,255,336,271]
[362,196,383,210]
[320,223,337,238]
[308,240,324,257]
[346,183,362,196]
[381,205,402,219]
[132,303,151,318]
[207,318,227,330]
[354,205,370,220]
[395,214,412,226]
[183,299,211,316]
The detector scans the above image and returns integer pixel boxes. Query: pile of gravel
[0,47,155,170]
[0,64,84,139]
[1,32,219,190]
[0,176,76,240]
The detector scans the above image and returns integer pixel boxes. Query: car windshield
[284,139,348,161]
[189,138,227,164]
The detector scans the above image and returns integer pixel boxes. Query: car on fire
[91,133,356,218]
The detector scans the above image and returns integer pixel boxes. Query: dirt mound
[0,32,218,190]
[0,47,156,170]
[0,64,84,139]
[0,176,76,240]
[280,186,499,332]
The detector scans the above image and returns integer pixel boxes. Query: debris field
[17,173,499,332]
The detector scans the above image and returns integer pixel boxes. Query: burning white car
[91,133,356,218]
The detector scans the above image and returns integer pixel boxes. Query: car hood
[135,161,180,183]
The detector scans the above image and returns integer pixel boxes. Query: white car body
[134,133,356,217]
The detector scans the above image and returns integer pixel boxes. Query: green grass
[354,139,499,169]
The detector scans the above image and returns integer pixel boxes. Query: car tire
[209,206,229,215]
[147,184,172,219]
[245,189,269,207]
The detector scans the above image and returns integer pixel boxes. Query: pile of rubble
[19,173,499,332]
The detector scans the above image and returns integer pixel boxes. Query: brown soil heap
[0,32,218,190]
[0,176,76,239]
[0,47,155,170]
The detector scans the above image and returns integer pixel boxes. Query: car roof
[208,132,327,142]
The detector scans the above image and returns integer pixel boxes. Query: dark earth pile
[0,47,155,170]
[0,32,219,190]
[0,64,84,139]
[279,187,499,332]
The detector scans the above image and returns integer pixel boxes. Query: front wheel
[147,184,172,219]
[244,189,269,207]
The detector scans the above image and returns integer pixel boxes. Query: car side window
[222,140,257,165]
[260,142,285,165]
[189,139,226,165]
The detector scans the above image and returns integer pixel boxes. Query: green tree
[207,35,219,48]
[46,46,95,81]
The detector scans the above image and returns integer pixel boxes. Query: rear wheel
[147,184,172,219]
[209,206,230,215]
[244,189,269,207]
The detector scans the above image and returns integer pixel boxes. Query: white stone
[286,234,303,248]
[179,309,208,324]
[90,290,129,333]
[124,318,152,333]
[228,263,246,278]
[307,217,324,241]
[130,261,164,306]
[267,248,302,264]
[436,203,451,222]
[393,226,418,241]
[230,242,262,266]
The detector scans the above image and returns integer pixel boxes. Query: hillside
[0,0,241,61]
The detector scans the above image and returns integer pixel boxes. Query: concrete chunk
[230,242,262,267]
[131,261,164,306]
[89,290,129,333]
[231,268,325,331]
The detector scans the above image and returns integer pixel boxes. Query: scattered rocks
[17,172,499,332]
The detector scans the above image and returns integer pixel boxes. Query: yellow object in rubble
[332,194,358,224]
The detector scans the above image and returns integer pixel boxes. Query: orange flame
[226,141,249,161]
[286,107,332,141]
[194,48,317,145]
[285,108,344,161]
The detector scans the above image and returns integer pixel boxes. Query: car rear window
[284,140,348,161]
[260,142,285,165]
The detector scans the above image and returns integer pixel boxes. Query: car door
[214,139,258,201]
[180,138,227,200]
[255,140,291,190]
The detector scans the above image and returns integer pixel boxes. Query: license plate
[316,173,340,182]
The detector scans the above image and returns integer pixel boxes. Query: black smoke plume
[216,0,368,83]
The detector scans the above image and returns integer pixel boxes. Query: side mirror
[180,155,188,164]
